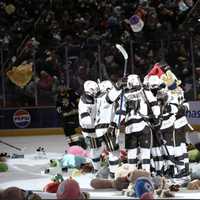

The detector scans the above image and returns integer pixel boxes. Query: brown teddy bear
[90,164,150,194]
[90,163,175,198]
[187,179,200,190]
[0,187,42,200]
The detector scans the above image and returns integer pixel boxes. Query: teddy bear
[187,179,200,190]
[159,65,182,96]
[90,163,175,198]
[90,164,150,192]
[0,187,42,200]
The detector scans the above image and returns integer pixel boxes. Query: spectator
[37,70,54,91]
[1,0,200,107]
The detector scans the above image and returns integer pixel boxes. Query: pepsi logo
[13,109,31,128]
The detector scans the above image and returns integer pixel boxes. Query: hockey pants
[173,126,190,180]
[151,126,175,177]
[125,126,151,172]
[85,132,120,175]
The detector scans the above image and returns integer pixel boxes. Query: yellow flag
[7,63,33,88]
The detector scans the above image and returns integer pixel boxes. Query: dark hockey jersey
[56,88,79,119]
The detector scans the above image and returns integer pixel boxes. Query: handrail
[181,0,200,27]
[16,9,48,59]
[16,34,30,56]
[34,10,47,32]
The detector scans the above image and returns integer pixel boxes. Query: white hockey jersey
[124,88,160,134]
[168,87,189,129]
[78,94,96,138]
[95,87,122,137]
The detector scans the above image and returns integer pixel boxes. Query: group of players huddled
[57,62,192,185]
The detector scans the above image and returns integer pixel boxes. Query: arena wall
[0,101,200,136]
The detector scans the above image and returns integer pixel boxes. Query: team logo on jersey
[13,109,31,128]
[62,98,69,106]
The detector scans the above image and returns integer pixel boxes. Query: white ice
[0,135,200,199]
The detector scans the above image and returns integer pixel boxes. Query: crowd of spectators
[1,0,200,107]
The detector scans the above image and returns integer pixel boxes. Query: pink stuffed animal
[66,146,90,158]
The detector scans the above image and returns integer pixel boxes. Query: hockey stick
[115,44,128,143]
[0,140,22,151]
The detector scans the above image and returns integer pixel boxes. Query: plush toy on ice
[0,152,9,172]
[43,174,64,193]
[0,187,42,200]
[90,163,175,198]
[134,177,154,198]
[65,145,90,158]
[43,145,92,175]
[56,177,89,200]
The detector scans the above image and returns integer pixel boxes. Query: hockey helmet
[98,80,113,93]
[84,80,99,97]
[148,75,163,89]
[143,75,149,87]
[127,74,141,89]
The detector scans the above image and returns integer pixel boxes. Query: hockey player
[158,64,190,182]
[94,80,123,178]
[78,79,124,176]
[168,83,191,184]
[56,85,80,146]
[123,74,160,173]
[78,80,99,152]
[145,75,168,176]
[156,88,178,178]
[146,74,180,177]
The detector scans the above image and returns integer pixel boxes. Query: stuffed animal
[0,162,8,172]
[0,187,42,200]
[160,68,182,92]
[0,152,9,162]
[66,145,90,158]
[90,163,175,198]
[43,182,60,193]
[115,163,140,178]
[90,178,114,189]
[57,177,89,200]
[90,168,150,191]
[153,176,175,198]
[188,149,200,162]
[90,165,151,193]
[80,163,94,173]
[61,154,87,169]
[43,174,64,193]
[0,153,12,174]
[189,163,200,180]
[42,159,62,174]
[95,165,110,179]
[187,179,200,190]
[134,177,154,198]
[140,192,155,200]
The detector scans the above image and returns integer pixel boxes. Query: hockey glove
[107,125,115,136]
[157,91,168,106]
[163,104,172,113]
[150,116,162,130]
[56,107,62,113]
[127,100,140,113]
[115,77,127,90]
[178,104,188,116]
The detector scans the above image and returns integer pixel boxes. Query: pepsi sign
[13,109,31,128]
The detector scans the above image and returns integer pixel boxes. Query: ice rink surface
[0,135,200,199]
